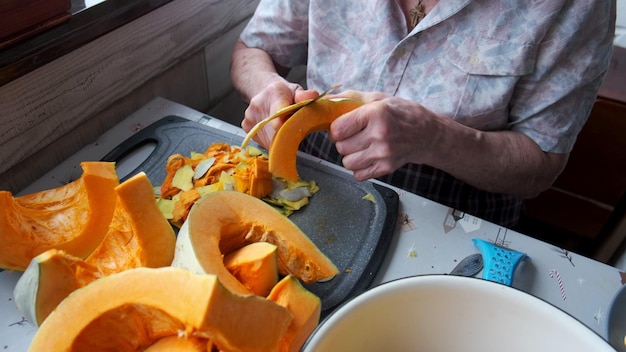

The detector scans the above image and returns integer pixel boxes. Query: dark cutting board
[101,115,399,316]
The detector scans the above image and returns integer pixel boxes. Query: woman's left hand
[330,90,445,181]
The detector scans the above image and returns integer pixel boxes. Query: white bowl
[608,284,626,351]
[303,275,613,352]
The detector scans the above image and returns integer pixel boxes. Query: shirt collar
[410,0,473,34]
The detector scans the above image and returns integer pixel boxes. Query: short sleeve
[507,1,615,153]
[239,0,310,68]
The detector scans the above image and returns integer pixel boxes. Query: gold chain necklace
[409,0,425,28]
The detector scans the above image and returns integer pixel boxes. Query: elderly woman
[230,0,616,227]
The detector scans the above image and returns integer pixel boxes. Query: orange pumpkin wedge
[268,275,322,352]
[13,249,102,327]
[88,171,175,272]
[269,98,362,182]
[0,162,119,271]
[14,172,176,326]
[240,85,341,149]
[28,267,293,352]
[224,242,279,297]
[172,191,339,296]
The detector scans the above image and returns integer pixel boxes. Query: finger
[254,128,275,150]
[343,154,379,182]
[340,90,364,101]
[326,89,363,101]
[242,106,275,149]
[329,109,368,142]
[241,105,261,132]
[342,143,399,181]
[341,149,373,171]
[328,90,386,103]
[352,167,378,182]
[346,156,395,182]
[334,129,371,156]
[294,87,319,103]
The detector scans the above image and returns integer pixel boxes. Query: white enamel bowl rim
[303,275,613,352]
[608,283,626,351]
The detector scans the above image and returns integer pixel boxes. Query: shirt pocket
[442,35,538,129]
[445,35,537,76]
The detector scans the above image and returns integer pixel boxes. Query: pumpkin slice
[224,242,279,297]
[240,85,341,149]
[268,275,322,352]
[14,249,103,327]
[172,191,339,295]
[89,171,176,273]
[269,98,362,182]
[0,162,119,271]
[28,267,292,352]
[14,172,176,326]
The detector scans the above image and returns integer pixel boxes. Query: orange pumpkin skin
[28,267,292,352]
[173,191,339,296]
[0,162,119,271]
[14,172,176,326]
[269,98,363,182]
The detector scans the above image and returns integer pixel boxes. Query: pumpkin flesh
[268,275,322,352]
[224,242,279,297]
[172,191,339,296]
[144,335,212,351]
[14,172,176,326]
[87,171,175,273]
[14,249,103,326]
[0,162,119,270]
[269,98,362,182]
[28,267,293,352]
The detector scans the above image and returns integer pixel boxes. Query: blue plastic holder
[472,238,527,286]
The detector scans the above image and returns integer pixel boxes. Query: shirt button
[470,56,480,65]
[395,48,406,57]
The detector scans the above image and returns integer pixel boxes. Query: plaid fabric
[300,132,523,227]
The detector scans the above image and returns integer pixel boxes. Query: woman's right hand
[242,80,318,149]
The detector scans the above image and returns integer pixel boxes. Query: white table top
[1,97,624,350]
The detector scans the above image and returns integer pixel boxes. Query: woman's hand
[241,81,318,149]
[330,90,444,181]
[329,90,567,199]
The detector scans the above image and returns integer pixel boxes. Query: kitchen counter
[1,97,624,350]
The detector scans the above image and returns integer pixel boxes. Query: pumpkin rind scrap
[268,275,322,352]
[159,145,274,227]
[269,98,362,182]
[14,172,176,326]
[28,267,293,352]
[0,162,119,271]
[172,191,339,296]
